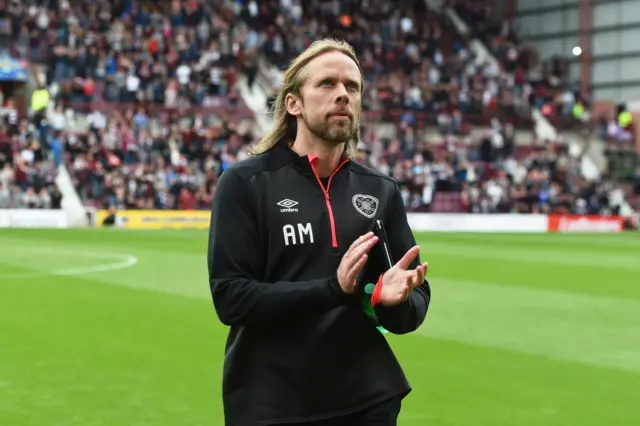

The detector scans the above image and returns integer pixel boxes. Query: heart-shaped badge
[352,194,379,218]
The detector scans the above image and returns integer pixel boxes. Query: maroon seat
[628,195,640,211]
[430,192,463,213]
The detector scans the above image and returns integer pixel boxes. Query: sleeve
[207,167,351,327]
[372,183,431,334]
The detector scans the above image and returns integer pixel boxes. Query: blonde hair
[248,38,364,158]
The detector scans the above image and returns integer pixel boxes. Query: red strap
[371,274,384,308]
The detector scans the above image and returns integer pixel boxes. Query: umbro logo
[277,199,299,213]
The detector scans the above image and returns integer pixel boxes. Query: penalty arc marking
[0,251,139,279]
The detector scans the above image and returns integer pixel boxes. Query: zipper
[308,156,350,248]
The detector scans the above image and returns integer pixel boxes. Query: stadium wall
[0,209,626,233]
[0,209,69,228]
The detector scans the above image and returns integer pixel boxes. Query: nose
[335,84,350,105]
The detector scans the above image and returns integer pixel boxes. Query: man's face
[287,51,362,145]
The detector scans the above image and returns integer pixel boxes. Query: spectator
[0,181,9,208]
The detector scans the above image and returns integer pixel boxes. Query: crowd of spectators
[5,0,248,110]
[0,103,63,209]
[255,0,533,130]
[254,0,589,132]
[64,107,255,210]
[0,0,636,218]
[355,126,626,216]
[1,0,257,210]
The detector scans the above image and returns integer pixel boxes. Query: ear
[285,92,303,117]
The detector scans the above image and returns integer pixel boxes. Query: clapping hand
[378,245,428,307]
[337,232,379,294]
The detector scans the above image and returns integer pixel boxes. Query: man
[207,38,431,426]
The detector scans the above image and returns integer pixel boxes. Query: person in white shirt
[125,69,140,102]
[0,181,9,208]
[49,104,67,131]
[176,62,192,85]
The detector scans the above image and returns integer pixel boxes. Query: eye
[319,79,333,87]
[346,82,359,91]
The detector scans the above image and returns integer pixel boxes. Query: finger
[344,233,371,259]
[400,282,411,301]
[345,232,375,258]
[413,265,425,289]
[404,271,415,288]
[396,245,420,270]
[346,253,369,288]
[415,266,424,284]
[344,233,370,258]
[348,235,378,265]
[340,238,373,280]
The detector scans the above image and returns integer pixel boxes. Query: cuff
[370,273,384,308]
[329,270,353,304]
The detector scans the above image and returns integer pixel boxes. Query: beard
[303,114,357,144]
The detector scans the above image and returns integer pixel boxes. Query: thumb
[396,245,420,270]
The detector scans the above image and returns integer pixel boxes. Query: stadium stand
[0,0,637,226]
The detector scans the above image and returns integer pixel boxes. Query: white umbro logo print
[277,199,298,208]
[277,199,299,212]
[352,194,379,218]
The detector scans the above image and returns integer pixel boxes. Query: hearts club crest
[352,194,379,218]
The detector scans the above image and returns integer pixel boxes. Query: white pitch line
[0,252,139,279]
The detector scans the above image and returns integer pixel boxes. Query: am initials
[283,223,314,246]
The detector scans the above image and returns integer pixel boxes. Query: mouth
[328,113,352,120]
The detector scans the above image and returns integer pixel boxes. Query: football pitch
[1,229,639,426]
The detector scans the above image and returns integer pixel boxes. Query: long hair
[248,38,364,158]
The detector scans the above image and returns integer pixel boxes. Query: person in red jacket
[207,38,431,426]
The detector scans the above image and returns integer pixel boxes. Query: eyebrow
[317,75,361,90]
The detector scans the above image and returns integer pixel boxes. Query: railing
[53,97,533,130]
[57,98,255,123]
[361,107,534,129]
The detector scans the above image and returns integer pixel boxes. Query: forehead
[301,51,361,84]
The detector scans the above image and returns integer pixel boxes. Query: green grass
[1,229,639,425]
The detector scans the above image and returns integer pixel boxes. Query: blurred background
[1,1,639,426]
[0,0,638,224]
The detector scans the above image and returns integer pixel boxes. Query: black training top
[207,142,431,426]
